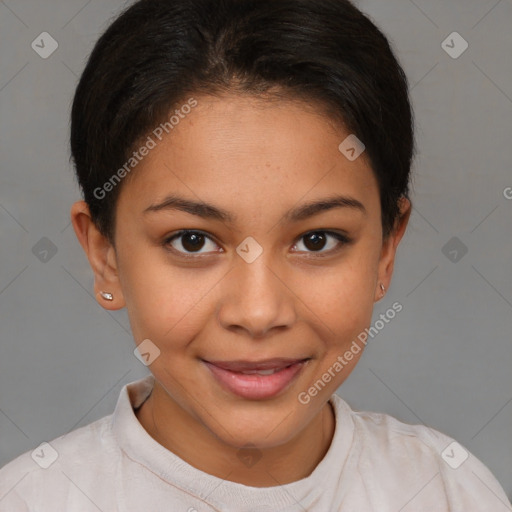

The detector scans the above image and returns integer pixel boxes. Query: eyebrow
[143,193,367,223]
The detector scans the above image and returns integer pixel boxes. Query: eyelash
[162,230,352,259]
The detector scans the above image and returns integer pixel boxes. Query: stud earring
[380,283,385,296]
[99,291,114,301]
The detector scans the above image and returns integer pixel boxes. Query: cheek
[120,257,226,355]
[306,263,377,393]
[127,282,197,344]
[316,253,378,330]
[116,246,195,343]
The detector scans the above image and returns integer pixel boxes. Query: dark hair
[70,0,415,245]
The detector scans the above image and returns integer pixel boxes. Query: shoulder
[0,414,117,510]
[330,395,511,510]
[331,395,452,471]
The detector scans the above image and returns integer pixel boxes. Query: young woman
[1,0,509,510]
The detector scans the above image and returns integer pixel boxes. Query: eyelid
[291,230,351,257]
[163,230,223,259]
[163,229,351,258]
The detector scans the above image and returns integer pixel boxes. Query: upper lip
[203,357,309,372]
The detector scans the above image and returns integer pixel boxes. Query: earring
[380,283,385,296]
[99,291,114,301]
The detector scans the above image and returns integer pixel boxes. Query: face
[72,93,410,450]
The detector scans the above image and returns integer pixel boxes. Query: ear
[374,196,412,302]
[70,200,126,310]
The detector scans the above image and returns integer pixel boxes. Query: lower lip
[203,360,309,400]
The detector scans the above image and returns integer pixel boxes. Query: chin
[205,402,303,449]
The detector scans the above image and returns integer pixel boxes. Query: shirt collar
[112,374,356,510]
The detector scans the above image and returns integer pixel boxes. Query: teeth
[239,368,279,375]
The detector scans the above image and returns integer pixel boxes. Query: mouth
[202,357,311,400]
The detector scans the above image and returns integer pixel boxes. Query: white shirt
[0,375,510,511]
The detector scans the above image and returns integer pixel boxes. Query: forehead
[118,94,379,219]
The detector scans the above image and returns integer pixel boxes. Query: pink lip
[203,358,310,400]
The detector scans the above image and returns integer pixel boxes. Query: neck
[135,382,336,487]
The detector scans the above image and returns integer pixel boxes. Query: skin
[71,93,411,487]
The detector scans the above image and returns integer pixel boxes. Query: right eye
[163,230,222,258]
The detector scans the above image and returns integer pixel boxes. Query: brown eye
[303,232,328,251]
[180,232,205,252]
[293,231,350,255]
[163,229,350,259]
[164,230,219,255]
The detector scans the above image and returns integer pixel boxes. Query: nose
[216,253,297,339]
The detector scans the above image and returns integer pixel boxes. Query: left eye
[164,230,349,257]
[291,231,349,254]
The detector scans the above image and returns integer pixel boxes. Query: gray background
[1,0,511,502]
